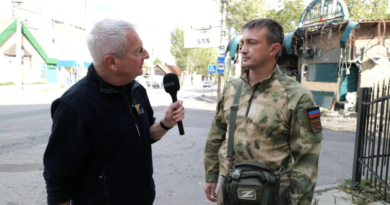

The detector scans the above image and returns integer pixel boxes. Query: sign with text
[184,26,220,49]
[217,49,225,62]
[217,62,225,73]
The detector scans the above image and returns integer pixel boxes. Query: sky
[85,0,307,66]
[86,0,224,66]
[5,0,314,66]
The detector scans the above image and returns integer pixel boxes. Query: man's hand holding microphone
[163,73,185,135]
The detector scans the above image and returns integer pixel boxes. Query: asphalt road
[0,87,356,204]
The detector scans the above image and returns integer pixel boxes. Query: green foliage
[170,27,217,77]
[170,27,191,71]
[142,63,151,75]
[0,82,15,86]
[224,0,305,34]
[192,48,218,76]
[23,82,51,84]
[338,178,390,205]
[223,0,390,37]
[320,107,329,116]
[153,57,162,65]
[344,0,390,20]
[225,0,266,35]
[266,0,305,33]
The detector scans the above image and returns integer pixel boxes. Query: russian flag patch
[305,107,322,133]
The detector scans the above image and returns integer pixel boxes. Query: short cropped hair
[242,18,284,47]
[87,19,136,66]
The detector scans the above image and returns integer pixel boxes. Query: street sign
[217,62,225,73]
[217,49,225,62]
[184,26,220,49]
[208,65,216,73]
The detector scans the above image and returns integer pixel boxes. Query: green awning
[226,35,242,60]
[21,23,58,66]
[284,31,295,55]
[0,20,16,46]
[0,20,57,66]
[340,22,360,48]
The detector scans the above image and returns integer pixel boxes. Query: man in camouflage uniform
[203,19,323,205]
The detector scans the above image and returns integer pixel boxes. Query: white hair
[86,19,136,66]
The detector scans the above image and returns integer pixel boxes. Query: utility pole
[217,0,227,99]
[12,0,24,91]
[226,27,231,81]
[150,47,154,83]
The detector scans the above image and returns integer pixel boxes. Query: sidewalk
[196,94,358,133]
[313,185,389,205]
[321,114,357,132]
[0,86,69,106]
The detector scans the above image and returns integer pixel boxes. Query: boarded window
[307,64,338,82]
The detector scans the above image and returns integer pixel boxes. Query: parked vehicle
[203,81,211,88]
[135,76,148,88]
[152,81,160,88]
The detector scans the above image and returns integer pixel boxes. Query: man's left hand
[162,100,185,128]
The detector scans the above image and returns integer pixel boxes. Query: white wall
[0,1,12,19]
[0,31,18,84]
[22,35,47,83]
[0,31,48,84]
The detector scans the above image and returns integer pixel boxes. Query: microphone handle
[170,94,185,135]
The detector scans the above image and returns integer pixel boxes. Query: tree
[344,0,390,20]
[170,27,192,71]
[266,0,305,33]
[224,0,266,35]
[170,27,217,78]
[223,0,305,34]
[142,63,151,75]
[193,48,218,76]
[153,58,162,65]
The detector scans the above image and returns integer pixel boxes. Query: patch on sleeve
[305,107,322,133]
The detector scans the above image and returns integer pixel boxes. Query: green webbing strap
[261,181,270,205]
[231,169,242,205]
[227,80,244,169]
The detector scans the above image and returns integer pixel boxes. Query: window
[307,64,338,83]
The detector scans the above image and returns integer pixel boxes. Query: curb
[322,126,356,132]
[315,184,339,192]
[195,95,218,103]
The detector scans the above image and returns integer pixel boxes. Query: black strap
[160,120,172,130]
[227,80,244,170]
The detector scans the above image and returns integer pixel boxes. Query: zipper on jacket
[121,86,141,138]
[245,84,259,117]
[129,105,141,138]
[100,169,110,205]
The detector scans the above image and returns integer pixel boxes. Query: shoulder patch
[305,107,322,133]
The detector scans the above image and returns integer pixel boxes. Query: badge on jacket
[305,107,322,133]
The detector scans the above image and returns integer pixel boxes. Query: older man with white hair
[43,19,185,205]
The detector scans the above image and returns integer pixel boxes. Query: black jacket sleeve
[43,101,92,205]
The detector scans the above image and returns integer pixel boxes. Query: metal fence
[352,79,390,200]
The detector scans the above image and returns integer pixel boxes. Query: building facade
[279,0,390,111]
[0,0,91,86]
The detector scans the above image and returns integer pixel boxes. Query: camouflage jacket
[204,65,323,205]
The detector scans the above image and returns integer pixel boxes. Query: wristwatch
[160,120,173,131]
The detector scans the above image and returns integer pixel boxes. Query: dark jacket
[43,64,157,205]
